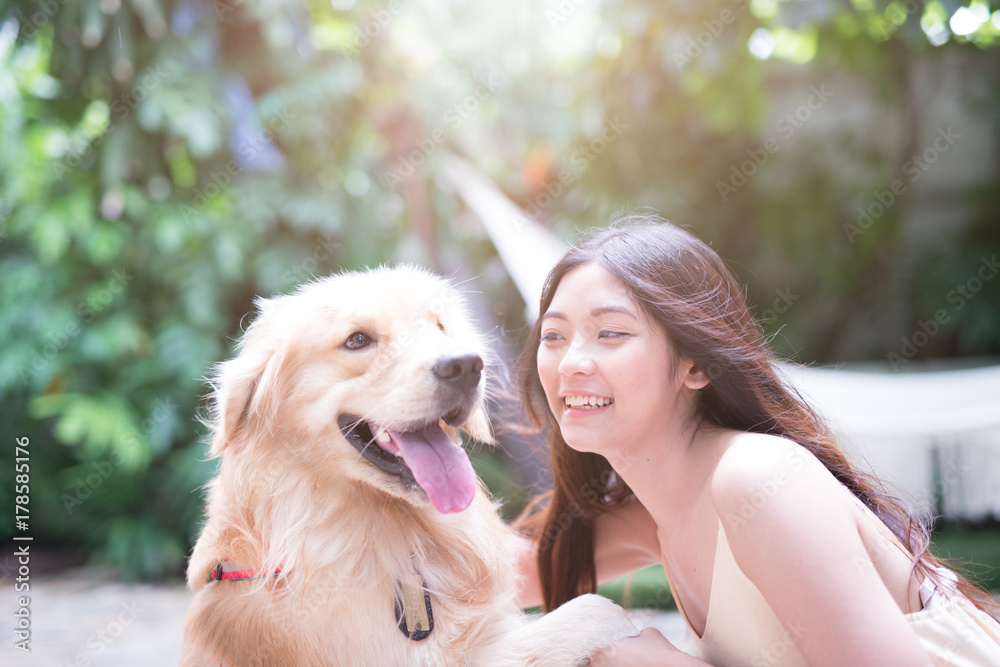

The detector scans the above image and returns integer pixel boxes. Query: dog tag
[395,573,433,641]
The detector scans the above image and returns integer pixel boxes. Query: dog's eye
[343,332,373,350]
[436,321,445,333]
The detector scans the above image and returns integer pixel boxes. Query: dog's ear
[462,406,494,446]
[210,298,287,454]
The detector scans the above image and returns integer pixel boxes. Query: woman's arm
[515,495,661,609]
[593,495,663,585]
[711,434,934,667]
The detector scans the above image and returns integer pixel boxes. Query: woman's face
[536,263,695,458]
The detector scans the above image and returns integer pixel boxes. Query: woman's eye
[343,332,373,349]
[540,331,564,343]
[599,330,629,340]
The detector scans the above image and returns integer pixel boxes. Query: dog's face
[211,266,492,514]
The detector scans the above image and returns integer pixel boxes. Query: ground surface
[2,567,690,666]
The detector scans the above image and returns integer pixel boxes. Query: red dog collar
[208,561,283,583]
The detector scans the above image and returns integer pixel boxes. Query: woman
[514,216,1000,666]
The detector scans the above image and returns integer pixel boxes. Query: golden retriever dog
[180,266,637,666]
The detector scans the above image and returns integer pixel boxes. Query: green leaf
[96,517,186,580]
[29,393,149,470]
[30,211,71,264]
[84,220,125,265]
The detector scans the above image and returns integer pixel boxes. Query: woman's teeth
[564,396,613,409]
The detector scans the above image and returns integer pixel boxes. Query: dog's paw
[512,594,639,666]
[553,594,640,652]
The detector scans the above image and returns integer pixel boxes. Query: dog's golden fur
[180,266,636,666]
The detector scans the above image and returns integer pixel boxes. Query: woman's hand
[590,627,707,666]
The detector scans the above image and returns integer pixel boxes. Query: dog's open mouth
[338,414,477,514]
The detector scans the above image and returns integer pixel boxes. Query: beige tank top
[663,522,1000,666]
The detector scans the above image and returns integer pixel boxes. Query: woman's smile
[562,394,615,416]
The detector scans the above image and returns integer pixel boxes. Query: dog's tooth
[375,429,391,444]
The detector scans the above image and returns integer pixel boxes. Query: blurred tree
[0,0,425,577]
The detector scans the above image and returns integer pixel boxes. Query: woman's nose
[558,338,596,376]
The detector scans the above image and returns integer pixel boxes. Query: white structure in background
[443,154,1000,522]
[442,156,569,319]
[779,364,1000,521]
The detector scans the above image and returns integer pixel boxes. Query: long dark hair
[515,214,992,613]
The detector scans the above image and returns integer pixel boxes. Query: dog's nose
[433,353,484,393]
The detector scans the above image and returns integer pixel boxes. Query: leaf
[28,190,97,264]
[29,393,150,471]
[79,314,149,361]
[96,517,186,580]
[84,220,125,265]
[30,212,71,264]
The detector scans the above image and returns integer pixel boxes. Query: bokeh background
[2,0,999,618]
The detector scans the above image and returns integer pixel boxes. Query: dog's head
[208,265,493,514]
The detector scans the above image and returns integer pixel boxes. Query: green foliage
[0,0,412,578]
[599,564,676,611]
[932,522,1000,591]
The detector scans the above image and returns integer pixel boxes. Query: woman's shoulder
[709,431,845,521]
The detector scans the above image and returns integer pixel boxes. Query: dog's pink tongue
[388,423,476,514]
